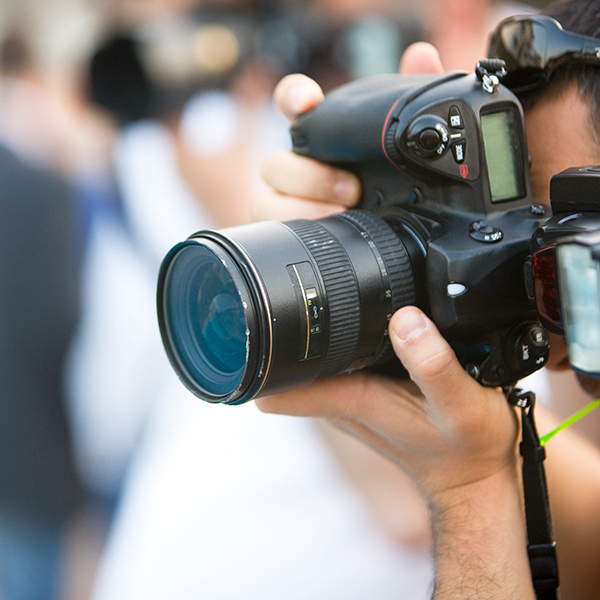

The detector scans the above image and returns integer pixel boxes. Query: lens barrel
[157,209,417,404]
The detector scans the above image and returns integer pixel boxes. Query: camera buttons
[451,140,466,163]
[448,105,464,129]
[418,128,442,151]
[469,220,503,243]
[515,325,549,370]
[406,116,449,158]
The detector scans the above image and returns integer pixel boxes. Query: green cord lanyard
[540,398,600,445]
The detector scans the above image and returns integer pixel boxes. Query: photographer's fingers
[399,42,445,75]
[389,307,465,404]
[252,191,347,221]
[256,74,359,222]
[388,307,509,434]
[255,373,348,417]
[257,308,467,420]
[274,44,443,120]
[273,74,324,121]
[259,149,361,208]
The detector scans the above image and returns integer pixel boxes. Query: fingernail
[393,309,427,341]
[334,177,358,204]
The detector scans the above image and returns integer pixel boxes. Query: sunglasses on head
[488,14,600,93]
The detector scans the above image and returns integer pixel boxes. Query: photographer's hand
[255,42,536,599]
[258,307,532,598]
[255,42,444,221]
[256,75,359,221]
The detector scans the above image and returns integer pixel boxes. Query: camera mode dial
[406,115,449,158]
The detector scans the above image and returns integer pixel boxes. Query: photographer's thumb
[389,306,481,412]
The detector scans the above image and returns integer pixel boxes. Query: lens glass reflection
[165,243,248,396]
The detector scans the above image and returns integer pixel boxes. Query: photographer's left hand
[258,306,519,505]
[258,305,533,597]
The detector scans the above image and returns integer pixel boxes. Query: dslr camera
[156,64,596,405]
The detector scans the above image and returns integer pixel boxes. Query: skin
[525,84,600,399]
[254,42,600,598]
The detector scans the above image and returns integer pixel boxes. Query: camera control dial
[406,115,449,158]
[469,220,503,243]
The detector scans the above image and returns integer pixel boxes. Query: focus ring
[287,220,361,377]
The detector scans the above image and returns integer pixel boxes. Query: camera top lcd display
[480,109,524,203]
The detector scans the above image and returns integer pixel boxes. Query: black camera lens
[157,211,419,404]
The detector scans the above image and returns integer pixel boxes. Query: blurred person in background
[0,131,82,600]
[0,24,83,600]
[0,2,124,599]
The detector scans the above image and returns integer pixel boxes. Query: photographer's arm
[257,307,534,599]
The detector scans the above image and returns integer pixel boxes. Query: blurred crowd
[0,0,564,599]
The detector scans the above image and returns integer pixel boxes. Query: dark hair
[520,0,600,141]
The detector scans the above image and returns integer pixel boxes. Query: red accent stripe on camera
[382,99,401,166]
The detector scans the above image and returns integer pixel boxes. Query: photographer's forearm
[430,468,535,600]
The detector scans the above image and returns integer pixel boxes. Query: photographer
[254,0,600,597]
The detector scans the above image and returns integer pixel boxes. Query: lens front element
[161,242,249,400]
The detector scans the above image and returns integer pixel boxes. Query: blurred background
[0,0,560,599]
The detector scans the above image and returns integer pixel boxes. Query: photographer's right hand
[255,73,360,221]
[255,43,445,222]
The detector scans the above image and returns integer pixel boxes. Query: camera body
[289,70,549,386]
[157,69,552,405]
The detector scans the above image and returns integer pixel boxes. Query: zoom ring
[287,220,361,377]
[340,210,416,309]
[339,210,417,364]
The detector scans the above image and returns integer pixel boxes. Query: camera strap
[506,388,559,600]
